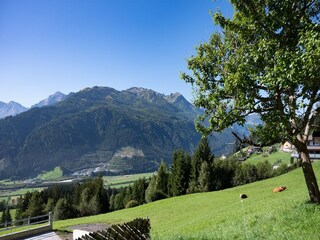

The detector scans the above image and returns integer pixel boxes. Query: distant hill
[0,86,253,179]
[0,101,28,119]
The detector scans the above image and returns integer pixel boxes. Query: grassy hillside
[245,150,292,165]
[54,162,320,239]
[37,167,63,180]
[103,172,154,188]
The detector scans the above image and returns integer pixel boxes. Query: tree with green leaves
[1,208,6,225]
[79,187,100,216]
[96,185,109,214]
[145,175,168,203]
[145,162,169,202]
[145,175,157,203]
[15,197,24,225]
[198,161,211,192]
[256,160,273,180]
[181,0,320,203]
[5,207,12,225]
[213,158,239,190]
[0,203,12,226]
[113,191,125,210]
[44,198,55,214]
[155,160,169,195]
[122,186,133,207]
[53,198,75,220]
[188,137,213,193]
[131,178,148,205]
[0,200,6,212]
[26,191,44,217]
[169,150,191,196]
[21,192,32,214]
[233,163,259,186]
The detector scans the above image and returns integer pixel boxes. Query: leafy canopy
[181,0,320,143]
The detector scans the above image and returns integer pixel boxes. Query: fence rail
[0,212,52,240]
[0,212,51,231]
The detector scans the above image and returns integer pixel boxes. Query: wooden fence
[77,218,150,240]
[0,212,52,240]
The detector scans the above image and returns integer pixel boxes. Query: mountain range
[0,91,66,119]
[0,86,253,180]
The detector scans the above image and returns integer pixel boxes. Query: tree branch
[231,131,278,148]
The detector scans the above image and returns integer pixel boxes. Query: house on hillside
[306,134,320,159]
[280,141,296,153]
[291,132,320,160]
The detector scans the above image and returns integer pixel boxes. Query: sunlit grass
[103,172,154,188]
[37,167,63,180]
[245,150,292,165]
[0,188,44,202]
[0,222,49,236]
[55,162,320,239]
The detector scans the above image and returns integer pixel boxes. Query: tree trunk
[298,146,320,203]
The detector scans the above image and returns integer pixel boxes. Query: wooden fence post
[28,216,30,225]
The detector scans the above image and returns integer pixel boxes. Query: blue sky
[0,0,233,107]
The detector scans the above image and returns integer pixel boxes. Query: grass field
[37,167,63,180]
[245,150,292,165]
[103,172,154,188]
[0,188,44,202]
[0,222,48,236]
[54,162,320,239]
[0,180,20,186]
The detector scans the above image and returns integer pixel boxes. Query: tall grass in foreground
[55,162,320,239]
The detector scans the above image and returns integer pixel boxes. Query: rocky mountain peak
[0,101,28,118]
[31,91,67,108]
[164,92,184,103]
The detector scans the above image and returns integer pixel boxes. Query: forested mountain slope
[0,86,248,179]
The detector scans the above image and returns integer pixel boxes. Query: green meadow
[245,150,292,165]
[37,167,63,180]
[103,172,154,188]
[54,162,320,239]
[0,188,44,202]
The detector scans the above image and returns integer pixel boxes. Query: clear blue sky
[0,0,233,107]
